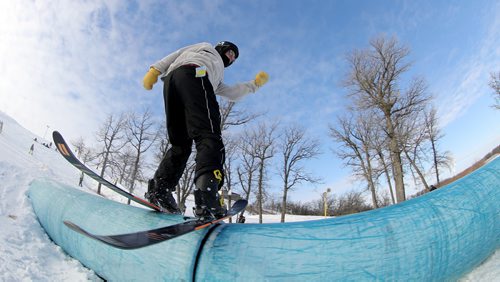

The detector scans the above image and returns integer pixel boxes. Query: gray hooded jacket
[151,42,258,102]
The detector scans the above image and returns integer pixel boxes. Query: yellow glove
[254,71,269,87]
[143,67,161,90]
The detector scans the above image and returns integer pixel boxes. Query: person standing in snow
[79,173,84,187]
[143,41,268,219]
[29,143,34,155]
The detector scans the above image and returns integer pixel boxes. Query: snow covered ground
[0,110,498,281]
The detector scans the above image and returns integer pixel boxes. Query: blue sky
[1,0,499,202]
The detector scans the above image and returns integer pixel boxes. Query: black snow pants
[154,65,225,191]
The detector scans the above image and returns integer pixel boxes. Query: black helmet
[215,41,239,67]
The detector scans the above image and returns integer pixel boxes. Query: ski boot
[145,178,181,214]
[193,170,227,220]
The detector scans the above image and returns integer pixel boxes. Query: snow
[0,110,498,281]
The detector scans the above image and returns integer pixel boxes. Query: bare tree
[71,137,87,159]
[222,134,239,222]
[400,111,431,190]
[219,99,260,221]
[489,71,500,109]
[152,123,169,164]
[95,113,127,195]
[371,128,396,204]
[423,107,452,185]
[114,147,135,187]
[255,123,277,223]
[398,102,453,193]
[344,36,430,202]
[219,100,261,131]
[278,125,321,222]
[240,122,277,223]
[237,133,260,220]
[330,114,380,208]
[71,137,96,186]
[125,109,160,204]
[333,190,372,216]
[71,137,97,168]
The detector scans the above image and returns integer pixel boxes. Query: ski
[52,130,162,212]
[64,199,247,249]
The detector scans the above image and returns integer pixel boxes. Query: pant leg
[154,144,191,190]
[153,71,193,191]
[171,66,225,181]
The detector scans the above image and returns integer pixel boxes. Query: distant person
[143,41,269,219]
[28,144,34,155]
[237,214,246,223]
[79,173,84,187]
[0,120,3,134]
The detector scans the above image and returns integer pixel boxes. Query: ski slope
[0,110,499,281]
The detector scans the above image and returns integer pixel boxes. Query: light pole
[323,188,331,217]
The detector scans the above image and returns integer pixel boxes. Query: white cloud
[0,1,153,142]
[436,4,499,127]
[0,0,274,143]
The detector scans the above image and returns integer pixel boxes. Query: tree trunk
[363,149,378,208]
[430,139,440,185]
[281,180,288,223]
[378,151,395,204]
[404,149,429,191]
[386,115,405,202]
[97,151,110,195]
[258,161,264,224]
[127,153,140,205]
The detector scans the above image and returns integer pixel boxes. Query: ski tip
[63,220,78,229]
[64,220,88,235]
[234,199,248,208]
[52,131,65,146]
[52,130,62,139]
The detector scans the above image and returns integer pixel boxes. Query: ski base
[64,199,247,249]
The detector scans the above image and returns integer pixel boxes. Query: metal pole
[323,192,327,217]
[323,188,331,217]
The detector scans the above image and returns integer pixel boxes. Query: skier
[143,41,269,218]
[29,143,35,155]
[237,214,246,223]
[79,172,84,187]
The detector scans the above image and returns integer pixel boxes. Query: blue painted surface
[197,158,500,281]
[29,180,207,281]
[29,157,500,281]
